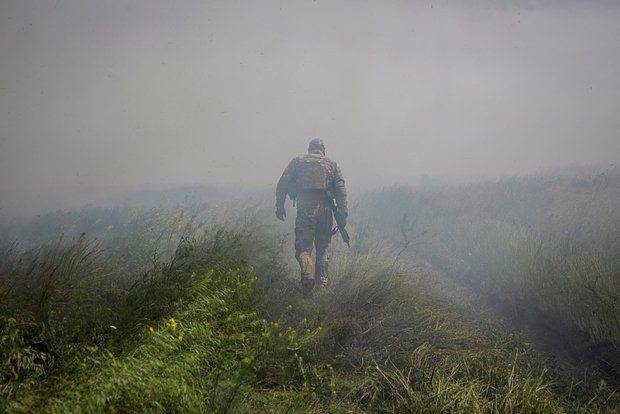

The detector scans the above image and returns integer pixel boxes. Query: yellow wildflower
[166,318,178,330]
[178,335,184,342]
[148,326,155,333]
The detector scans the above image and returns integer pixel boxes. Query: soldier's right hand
[276,206,286,221]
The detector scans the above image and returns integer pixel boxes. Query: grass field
[355,168,619,380]
[1,168,618,412]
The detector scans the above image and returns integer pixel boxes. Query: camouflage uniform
[276,140,347,295]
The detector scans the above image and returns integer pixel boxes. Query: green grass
[1,168,618,412]
[2,227,349,413]
[0,249,604,411]
[5,224,616,413]
[38,269,320,413]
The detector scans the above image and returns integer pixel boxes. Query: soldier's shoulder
[291,155,308,164]
[285,154,302,164]
[322,156,339,168]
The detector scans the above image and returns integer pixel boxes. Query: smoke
[1,0,619,213]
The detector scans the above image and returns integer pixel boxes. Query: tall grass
[1,168,618,412]
[0,208,204,400]
[354,169,620,380]
[4,212,617,412]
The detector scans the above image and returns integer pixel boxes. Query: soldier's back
[292,153,335,192]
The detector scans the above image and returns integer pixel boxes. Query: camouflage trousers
[294,192,333,294]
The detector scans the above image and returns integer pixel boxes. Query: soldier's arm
[331,162,348,216]
[276,159,296,209]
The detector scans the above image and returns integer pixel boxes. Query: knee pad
[296,251,314,280]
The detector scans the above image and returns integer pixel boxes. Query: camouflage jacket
[276,151,347,214]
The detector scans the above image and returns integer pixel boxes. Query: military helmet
[308,138,325,154]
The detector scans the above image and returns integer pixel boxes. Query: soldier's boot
[296,250,315,297]
[315,248,329,289]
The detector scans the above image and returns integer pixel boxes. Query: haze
[1,0,619,215]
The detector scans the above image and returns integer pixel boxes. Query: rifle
[326,192,350,247]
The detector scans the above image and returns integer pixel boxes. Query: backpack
[294,154,330,191]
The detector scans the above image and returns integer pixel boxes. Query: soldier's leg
[295,210,316,296]
[314,204,334,288]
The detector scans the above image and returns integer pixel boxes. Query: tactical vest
[295,154,329,191]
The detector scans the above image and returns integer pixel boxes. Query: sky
[1,0,619,212]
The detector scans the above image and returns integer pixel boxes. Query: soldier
[275,139,348,296]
